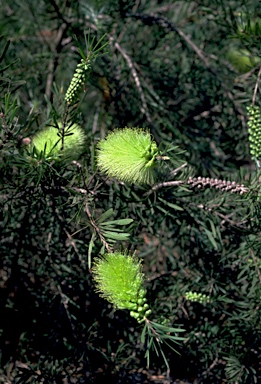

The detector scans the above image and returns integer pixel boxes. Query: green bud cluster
[247,105,261,160]
[129,292,151,323]
[92,251,151,323]
[185,291,210,304]
[65,57,91,105]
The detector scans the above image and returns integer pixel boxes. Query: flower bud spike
[65,56,92,105]
[247,105,261,164]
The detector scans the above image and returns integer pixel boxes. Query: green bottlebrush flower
[30,121,85,162]
[92,251,151,322]
[96,128,159,184]
[227,48,261,74]
[247,105,261,161]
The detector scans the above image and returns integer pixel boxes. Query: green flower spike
[247,105,261,164]
[96,128,159,185]
[65,56,92,105]
[92,251,151,323]
[65,34,108,105]
[30,121,85,162]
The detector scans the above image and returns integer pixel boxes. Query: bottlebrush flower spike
[247,105,261,162]
[96,128,159,185]
[30,122,85,162]
[92,251,151,322]
[65,56,92,105]
[65,34,108,105]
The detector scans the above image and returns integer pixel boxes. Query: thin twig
[64,228,85,266]
[56,283,76,334]
[252,64,261,106]
[201,355,220,377]
[108,35,152,124]
[145,180,185,195]
[168,162,188,177]
[44,23,68,98]
[127,12,245,117]
[84,200,112,252]
[215,211,248,228]
[92,105,100,134]
[175,26,210,68]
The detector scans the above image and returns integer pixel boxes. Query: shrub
[0,1,261,383]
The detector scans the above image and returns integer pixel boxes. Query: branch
[84,200,112,253]
[64,227,86,267]
[145,180,184,195]
[126,12,245,117]
[108,35,152,124]
[252,64,261,106]
[44,23,69,99]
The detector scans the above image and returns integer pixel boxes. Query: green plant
[92,250,184,371]
[96,127,160,184]
[65,34,108,105]
[92,251,151,321]
[1,2,261,383]
[226,47,261,73]
[247,105,261,164]
[29,121,85,162]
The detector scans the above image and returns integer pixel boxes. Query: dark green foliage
[0,1,261,383]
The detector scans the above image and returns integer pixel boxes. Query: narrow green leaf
[158,196,183,211]
[149,320,184,332]
[156,205,177,220]
[97,208,114,224]
[140,324,147,344]
[0,39,10,63]
[60,264,73,274]
[151,339,160,356]
[159,348,170,370]
[101,225,124,232]
[204,228,218,250]
[209,219,216,239]
[102,231,130,240]
[100,218,133,226]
